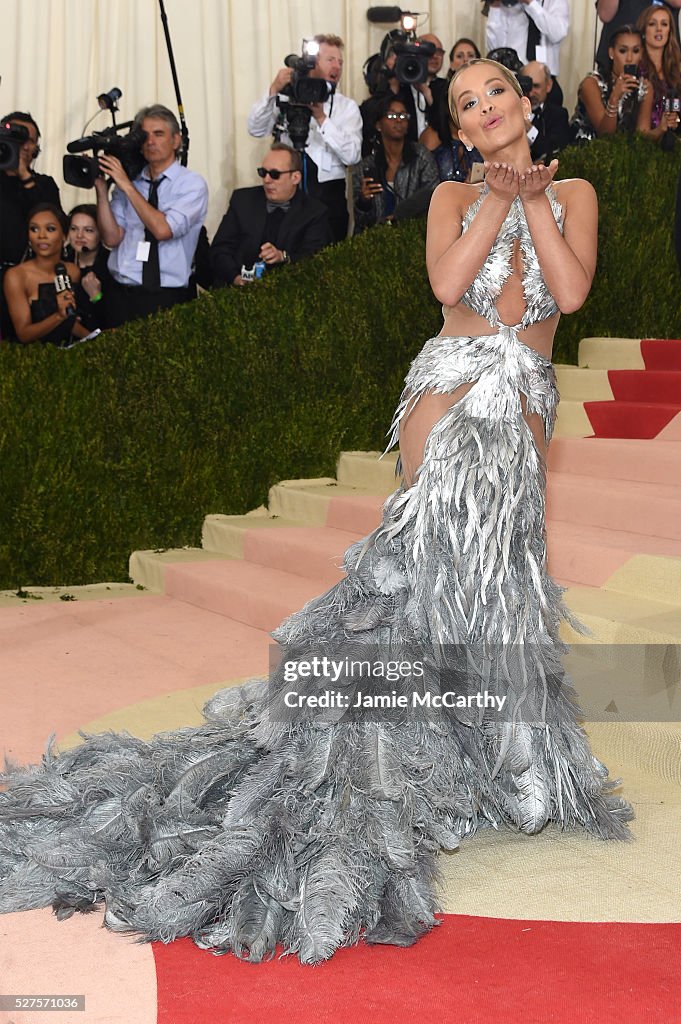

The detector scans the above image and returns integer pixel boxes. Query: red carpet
[582,340,681,438]
[641,338,681,370]
[153,915,681,1023]
[583,400,680,438]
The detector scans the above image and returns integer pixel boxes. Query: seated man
[521,60,571,164]
[210,143,331,288]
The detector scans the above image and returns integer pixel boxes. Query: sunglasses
[257,166,296,180]
[385,111,410,121]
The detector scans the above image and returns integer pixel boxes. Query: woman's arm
[579,76,618,137]
[521,171,597,314]
[426,171,514,307]
[3,268,79,344]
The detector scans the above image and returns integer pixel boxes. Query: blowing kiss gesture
[484,159,559,203]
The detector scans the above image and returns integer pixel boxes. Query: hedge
[0,133,678,588]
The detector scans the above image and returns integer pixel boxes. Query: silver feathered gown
[0,185,632,965]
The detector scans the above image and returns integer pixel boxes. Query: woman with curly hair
[636,2,681,138]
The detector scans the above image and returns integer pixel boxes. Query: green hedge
[0,133,678,588]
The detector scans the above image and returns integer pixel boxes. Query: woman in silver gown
[0,60,632,965]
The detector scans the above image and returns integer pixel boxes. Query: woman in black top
[66,204,111,331]
[2,203,89,345]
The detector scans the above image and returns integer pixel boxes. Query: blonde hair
[448,58,523,129]
[313,34,344,49]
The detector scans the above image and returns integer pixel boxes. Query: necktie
[142,175,165,289]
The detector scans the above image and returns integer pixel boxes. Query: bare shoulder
[430,180,483,220]
[554,177,597,206]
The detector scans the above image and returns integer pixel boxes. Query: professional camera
[392,38,435,85]
[0,120,29,172]
[63,121,147,188]
[275,39,335,150]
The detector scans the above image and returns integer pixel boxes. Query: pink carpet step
[242,526,361,585]
[162,560,327,633]
[547,438,681,486]
[546,521,681,588]
[546,473,681,540]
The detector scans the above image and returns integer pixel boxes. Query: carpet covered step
[577,337,681,371]
[583,400,681,439]
[548,438,681,486]
[607,370,681,404]
[546,473,681,540]
[641,338,681,370]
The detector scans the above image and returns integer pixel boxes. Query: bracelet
[90,291,103,303]
[605,103,618,117]
[281,250,290,264]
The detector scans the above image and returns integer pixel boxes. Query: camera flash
[303,38,320,58]
[401,13,417,32]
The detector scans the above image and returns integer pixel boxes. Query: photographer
[94,104,208,327]
[0,111,61,339]
[210,143,331,287]
[485,1,569,99]
[247,34,362,242]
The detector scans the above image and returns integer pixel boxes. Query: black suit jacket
[210,187,331,287]
[529,103,571,164]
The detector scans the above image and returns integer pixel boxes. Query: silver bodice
[459,184,564,330]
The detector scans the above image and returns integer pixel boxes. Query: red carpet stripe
[607,370,681,404]
[153,915,681,1024]
[641,339,681,371]
[583,401,680,438]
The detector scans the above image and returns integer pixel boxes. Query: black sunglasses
[257,166,296,180]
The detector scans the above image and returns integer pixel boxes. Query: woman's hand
[81,272,102,300]
[484,162,519,202]
[611,73,639,105]
[360,176,383,202]
[662,109,681,133]
[519,159,559,203]
[55,290,76,320]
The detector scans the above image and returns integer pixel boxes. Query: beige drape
[1,0,597,236]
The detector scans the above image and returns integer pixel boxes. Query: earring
[464,143,473,152]
[62,242,69,258]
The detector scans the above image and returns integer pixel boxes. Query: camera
[63,122,147,188]
[0,121,29,172]
[275,39,335,151]
[392,38,435,86]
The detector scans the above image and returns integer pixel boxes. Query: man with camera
[210,143,331,288]
[94,103,208,327]
[485,1,569,97]
[0,111,61,339]
[521,60,571,163]
[247,34,362,242]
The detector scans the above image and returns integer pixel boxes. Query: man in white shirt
[485,0,569,82]
[248,34,362,241]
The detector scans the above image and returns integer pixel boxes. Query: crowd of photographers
[1,3,680,346]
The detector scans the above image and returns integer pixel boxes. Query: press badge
[136,241,151,262]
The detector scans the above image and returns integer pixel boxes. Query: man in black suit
[521,61,571,165]
[210,143,331,287]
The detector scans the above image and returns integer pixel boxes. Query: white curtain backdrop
[1,0,597,236]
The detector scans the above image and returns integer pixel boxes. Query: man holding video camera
[0,111,61,338]
[94,103,208,327]
[485,1,569,96]
[247,34,362,242]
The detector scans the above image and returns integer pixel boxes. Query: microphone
[54,262,76,317]
[366,6,404,22]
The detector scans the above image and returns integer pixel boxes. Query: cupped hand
[82,272,102,299]
[519,159,559,202]
[259,242,283,265]
[484,162,519,202]
[55,290,76,319]
[360,176,383,202]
